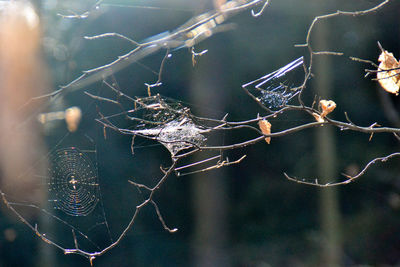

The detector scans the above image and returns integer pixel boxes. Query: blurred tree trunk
[314,9,342,267]
[0,1,54,266]
[190,2,229,266]
[190,58,230,267]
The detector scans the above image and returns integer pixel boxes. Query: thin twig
[284,152,400,187]
[151,200,178,233]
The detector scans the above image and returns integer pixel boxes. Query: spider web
[101,94,209,156]
[242,57,305,110]
[1,132,114,254]
[48,147,100,217]
[0,0,270,262]
[2,0,233,256]
[53,0,269,94]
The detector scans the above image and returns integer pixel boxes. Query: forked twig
[2,0,399,264]
[296,0,390,51]
[284,152,400,187]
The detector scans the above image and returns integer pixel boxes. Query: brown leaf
[320,100,336,118]
[258,120,271,144]
[377,44,400,95]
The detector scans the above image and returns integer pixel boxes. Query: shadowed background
[0,0,399,266]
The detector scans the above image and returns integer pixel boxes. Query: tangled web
[48,147,100,216]
[112,95,208,155]
[242,57,304,109]
[157,119,207,155]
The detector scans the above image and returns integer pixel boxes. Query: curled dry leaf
[320,100,336,118]
[311,100,336,122]
[377,44,400,95]
[258,119,271,144]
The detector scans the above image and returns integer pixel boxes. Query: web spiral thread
[48,147,100,216]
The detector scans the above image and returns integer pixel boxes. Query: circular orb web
[48,147,99,216]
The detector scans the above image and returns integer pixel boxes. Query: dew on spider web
[42,140,113,251]
[157,118,207,155]
[2,0,273,258]
[48,147,100,217]
[242,57,305,110]
[2,138,114,253]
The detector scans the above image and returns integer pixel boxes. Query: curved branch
[284,152,400,187]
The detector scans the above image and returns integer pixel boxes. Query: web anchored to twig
[1,0,398,264]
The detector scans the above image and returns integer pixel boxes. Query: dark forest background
[0,0,400,266]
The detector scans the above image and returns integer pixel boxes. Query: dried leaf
[258,120,271,144]
[319,100,336,118]
[377,44,400,95]
[311,100,336,122]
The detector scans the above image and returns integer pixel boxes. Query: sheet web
[1,0,397,264]
[107,95,209,156]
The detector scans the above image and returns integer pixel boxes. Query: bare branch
[296,0,390,51]
[251,0,270,17]
[176,155,246,177]
[284,152,400,187]
[4,0,400,263]
[151,200,178,233]
[342,152,400,180]
[84,33,140,46]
